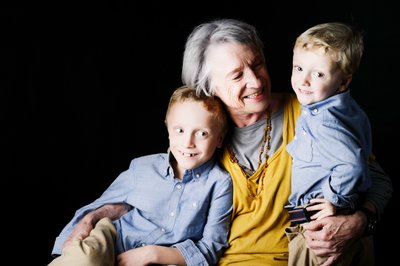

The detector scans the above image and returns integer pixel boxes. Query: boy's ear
[338,75,353,92]
[217,135,224,148]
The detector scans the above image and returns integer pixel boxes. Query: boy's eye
[314,72,324,78]
[196,131,208,137]
[175,128,184,134]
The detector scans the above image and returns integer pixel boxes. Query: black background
[3,1,398,265]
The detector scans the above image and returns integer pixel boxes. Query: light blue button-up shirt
[52,153,233,266]
[286,91,372,209]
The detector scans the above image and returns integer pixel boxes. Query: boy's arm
[303,158,392,265]
[117,245,186,266]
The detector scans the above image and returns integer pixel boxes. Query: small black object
[285,204,317,224]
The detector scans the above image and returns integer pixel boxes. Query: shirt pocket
[291,127,313,162]
[181,199,208,236]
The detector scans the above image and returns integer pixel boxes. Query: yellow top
[218,94,300,266]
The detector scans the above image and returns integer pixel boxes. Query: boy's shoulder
[209,161,233,184]
[130,153,169,167]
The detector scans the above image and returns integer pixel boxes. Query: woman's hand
[62,203,130,250]
[302,211,365,266]
[62,214,95,250]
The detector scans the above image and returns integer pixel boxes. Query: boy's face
[291,47,350,105]
[166,101,223,172]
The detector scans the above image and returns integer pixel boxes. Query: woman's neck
[230,111,265,128]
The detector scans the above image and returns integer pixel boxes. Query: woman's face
[206,42,271,116]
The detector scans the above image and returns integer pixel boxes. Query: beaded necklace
[228,110,272,198]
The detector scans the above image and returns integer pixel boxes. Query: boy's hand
[307,198,336,220]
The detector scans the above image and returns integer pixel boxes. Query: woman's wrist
[357,207,378,236]
[81,211,97,227]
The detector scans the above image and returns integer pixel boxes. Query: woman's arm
[63,203,130,249]
[363,158,393,218]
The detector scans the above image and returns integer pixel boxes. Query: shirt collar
[302,90,351,115]
[165,151,216,183]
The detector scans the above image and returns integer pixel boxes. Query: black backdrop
[3,2,398,265]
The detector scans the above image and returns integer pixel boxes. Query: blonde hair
[165,86,229,138]
[294,22,364,76]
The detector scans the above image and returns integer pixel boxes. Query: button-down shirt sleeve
[317,116,371,207]
[51,167,135,255]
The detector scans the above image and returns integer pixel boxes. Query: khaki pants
[285,224,374,266]
[49,217,116,266]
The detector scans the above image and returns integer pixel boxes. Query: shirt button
[312,108,318,114]
[195,173,200,178]
[161,228,166,232]
[170,211,175,217]
[141,243,146,247]
[192,202,197,208]
[176,184,182,190]
[303,110,307,115]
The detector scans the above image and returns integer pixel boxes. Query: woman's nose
[244,69,262,88]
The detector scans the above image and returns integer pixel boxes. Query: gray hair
[182,18,264,96]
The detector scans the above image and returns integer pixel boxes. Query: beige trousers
[49,217,116,266]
